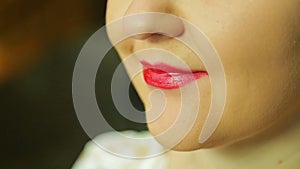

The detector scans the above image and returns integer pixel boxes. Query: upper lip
[140,60,206,74]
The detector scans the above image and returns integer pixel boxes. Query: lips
[141,61,208,90]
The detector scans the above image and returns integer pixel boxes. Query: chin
[147,123,226,151]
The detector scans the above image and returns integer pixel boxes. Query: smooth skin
[106,1,300,168]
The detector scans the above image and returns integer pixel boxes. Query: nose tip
[123,1,184,40]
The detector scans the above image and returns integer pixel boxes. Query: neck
[168,110,300,169]
[194,110,300,169]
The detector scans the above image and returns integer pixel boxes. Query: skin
[106,0,300,152]
[106,0,300,160]
[2,1,299,168]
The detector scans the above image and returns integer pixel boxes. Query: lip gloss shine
[141,61,208,90]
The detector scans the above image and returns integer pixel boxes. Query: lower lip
[141,62,208,90]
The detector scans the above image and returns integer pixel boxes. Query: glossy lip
[141,61,208,90]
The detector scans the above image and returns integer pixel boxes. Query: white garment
[72,130,169,169]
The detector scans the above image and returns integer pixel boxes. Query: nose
[123,0,184,40]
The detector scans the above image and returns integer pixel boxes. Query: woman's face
[106,0,300,150]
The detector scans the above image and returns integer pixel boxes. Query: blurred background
[0,0,146,168]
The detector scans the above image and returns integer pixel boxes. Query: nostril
[147,33,172,43]
[123,13,185,41]
[132,33,167,40]
[131,33,152,40]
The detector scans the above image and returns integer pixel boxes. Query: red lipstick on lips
[141,61,208,90]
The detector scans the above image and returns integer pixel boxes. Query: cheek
[106,0,132,23]
[212,22,298,146]
[179,1,298,146]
